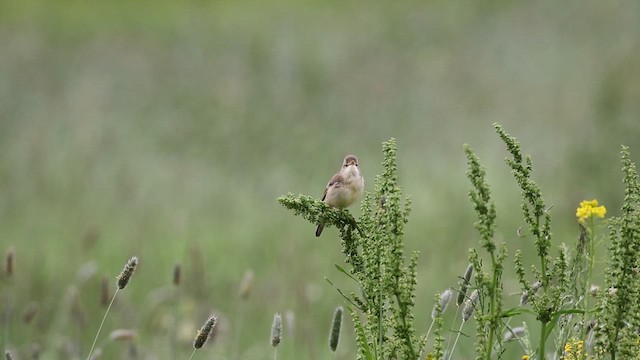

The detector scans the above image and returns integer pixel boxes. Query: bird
[315,155,365,237]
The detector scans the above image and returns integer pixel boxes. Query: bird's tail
[315,223,325,237]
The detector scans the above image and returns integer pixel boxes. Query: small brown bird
[316,155,365,237]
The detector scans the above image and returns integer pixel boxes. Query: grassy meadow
[1,1,640,359]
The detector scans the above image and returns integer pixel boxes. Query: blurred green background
[1,1,640,359]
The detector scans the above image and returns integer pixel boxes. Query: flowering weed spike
[117,256,139,290]
[594,146,640,358]
[329,306,343,352]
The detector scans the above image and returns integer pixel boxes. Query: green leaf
[335,264,360,283]
[325,277,362,311]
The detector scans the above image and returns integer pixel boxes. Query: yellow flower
[563,338,584,359]
[522,356,530,360]
[576,199,607,223]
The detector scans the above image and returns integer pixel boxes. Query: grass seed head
[173,263,181,286]
[284,310,295,338]
[117,256,139,290]
[520,280,542,305]
[109,329,137,342]
[503,326,525,341]
[462,289,479,321]
[238,269,255,299]
[22,301,39,324]
[271,312,282,347]
[432,288,453,319]
[329,306,343,352]
[193,315,217,349]
[456,263,473,306]
[4,246,14,277]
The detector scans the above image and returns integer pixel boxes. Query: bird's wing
[321,172,343,201]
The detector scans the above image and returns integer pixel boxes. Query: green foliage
[280,130,640,360]
[594,146,640,359]
[464,143,504,360]
[279,138,423,360]
[493,124,573,360]
[461,126,640,359]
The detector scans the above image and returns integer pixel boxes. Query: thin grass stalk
[448,290,478,360]
[448,321,465,360]
[232,301,245,360]
[86,288,119,360]
[171,263,181,360]
[445,309,459,352]
[87,256,138,360]
[377,245,383,360]
[3,247,14,352]
[581,217,596,345]
[528,209,550,360]
[485,252,498,360]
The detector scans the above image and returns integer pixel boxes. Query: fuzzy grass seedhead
[194,315,217,349]
[109,329,137,342]
[117,256,139,290]
[433,289,452,320]
[239,269,255,300]
[457,263,473,306]
[329,306,343,352]
[271,312,282,347]
[462,289,479,322]
[173,263,181,286]
[4,246,14,277]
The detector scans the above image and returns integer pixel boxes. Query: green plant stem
[171,288,180,360]
[447,322,465,360]
[444,310,459,352]
[536,216,548,360]
[538,319,547,360]
[395,292,417,359]
[187,348,197,360]
[485,253,498,360]
[377,245,383,360]
[3,292,10,353]
[233,299,246,360]
[582,217,596,342]
[87,288,119,360]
